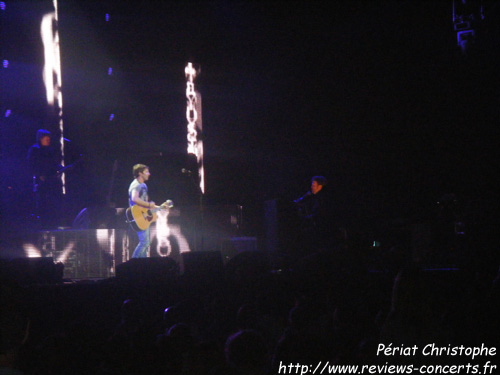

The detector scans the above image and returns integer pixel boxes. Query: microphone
[181,168,192,175]
[294,191,311,203]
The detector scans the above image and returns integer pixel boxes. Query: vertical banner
[185,62,204,194]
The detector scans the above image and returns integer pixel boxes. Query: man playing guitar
[128,164,172,258]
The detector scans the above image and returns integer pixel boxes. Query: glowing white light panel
[41,0,66,193]
[185,62,204,193]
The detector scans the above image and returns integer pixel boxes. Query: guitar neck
[148,202,171,213]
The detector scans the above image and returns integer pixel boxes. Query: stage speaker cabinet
[115,257,179,284]
[0,257,63,285]
[220,237,258,264]
[200,205,244,251]
[181,251,224,281]
[264,199,302,254]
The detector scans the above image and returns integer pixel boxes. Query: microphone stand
[31,176,42,229]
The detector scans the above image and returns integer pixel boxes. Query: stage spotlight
[452,0,484,54]
[0,2,5,11]
[453,14,476,54]
[453,15,472,32]
[457,29,475,53]
[2,60,8,68]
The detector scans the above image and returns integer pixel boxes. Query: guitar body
[126,200,173,231]
[126,205,157,231]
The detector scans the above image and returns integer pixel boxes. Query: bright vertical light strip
[185,62,204,193]
[41,0,66,194]
[41,13,55,105]
[195,91,204,194]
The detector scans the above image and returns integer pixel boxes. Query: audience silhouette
[1,241,499,375]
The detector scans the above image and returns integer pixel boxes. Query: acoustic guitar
[126,200,174,231]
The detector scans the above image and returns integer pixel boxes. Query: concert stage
[5,227,258,281]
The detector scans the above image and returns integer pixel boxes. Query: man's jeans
[132,226,150,258]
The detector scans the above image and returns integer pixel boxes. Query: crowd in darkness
[1,243,499,375]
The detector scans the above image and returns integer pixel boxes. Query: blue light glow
[5,109,11,117]
[0,2,6,11]
[109,114,114,121]
[2,60,8,68]
[105,13,110,22]
[108,67,113,75]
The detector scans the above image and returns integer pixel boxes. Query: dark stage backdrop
[0,1,58,231]
[1,2,500,264]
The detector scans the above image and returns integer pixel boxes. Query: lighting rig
[452,0,485,54]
